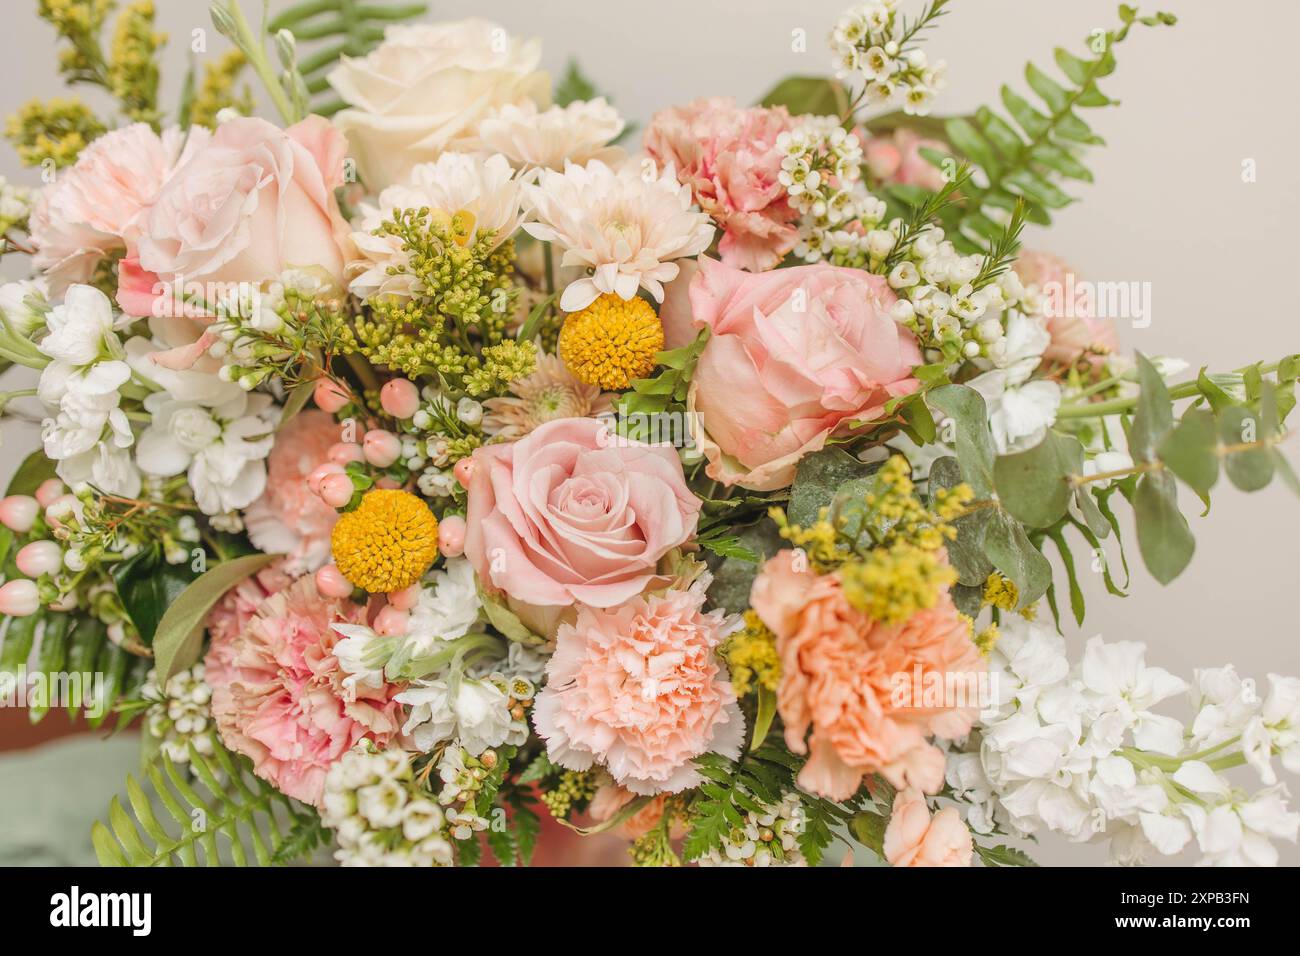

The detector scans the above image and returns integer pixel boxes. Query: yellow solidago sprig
[189,49,254,129]
[330,489,440,593]
[345,208,534,397]
[772,456,974,626]
[558,294,665,390]
[723,610,781,698]
[107,1,165,125]
[39,0,114,85]
[5,97,106,169]
[982,571,1036,620]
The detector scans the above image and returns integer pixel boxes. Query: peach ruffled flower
[750,550,984,801]
[883,788,974,867]
[532,584,745,795]
[481,352,613,441]
[206,557,294,645]
[244,409,342,575]
[643,97,800,272]
[588,783,673,841]
[205,577,404,807]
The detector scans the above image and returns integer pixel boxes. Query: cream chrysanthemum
[348,152,528,299]
[481,351,613,440]
[521,158,715,312]
[473,98,625,171]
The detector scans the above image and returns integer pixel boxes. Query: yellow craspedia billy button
[330,489,439,593]
[558,293,664,390]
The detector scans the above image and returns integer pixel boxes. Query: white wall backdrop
[2,0,1298,866]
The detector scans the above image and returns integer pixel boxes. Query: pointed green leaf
[1133,471,1195,584]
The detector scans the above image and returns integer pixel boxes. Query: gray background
[1,0,1297,866]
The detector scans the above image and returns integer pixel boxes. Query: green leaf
[1219,406,1274,492]
[554,59,598,106]
[976,842,1039,867]
[850,810,889,856]
[1129,352,1174,462]
[993,430,1084,528]
[5,449,56,496]
[786,448,878,527]
[278,379,314,427]
[983,510,1052,607]
[113,550,200,648]
[1157,407,1219,502]
[927,384,996,496]
[758,76,848,116]
[515,291,557,343]
[705,520,785,613]
[929,457,994,585]
[151,552,280,682]
[1046,527,1086,626]
[477,586,547,647]
[1133,471,1195,584]
[749,687,777,752]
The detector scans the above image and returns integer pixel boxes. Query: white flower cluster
[945,618,1300,866]
[321,745,454,867]
[398,671,533,756]
[435,746,500,840]
[141,663,215,764]
[830,1,947,116]
[697,791,807,867]
[777,119,885,264]
[410,394,483,499]
[209,269,336,391]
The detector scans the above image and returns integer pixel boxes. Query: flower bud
[0,579,39,616]
[0,495,38,532]
[363,430,401,468]
[380,378,421,419]
[16,541,62,577]
[315,564,354,599]
[319,473,355,508]
[313,378,350,413]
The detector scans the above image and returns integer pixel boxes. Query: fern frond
[940,6,1176,252]
[91,734,319,866]
[267,0,427,116]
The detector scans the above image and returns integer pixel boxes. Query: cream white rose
[327,19,550,191]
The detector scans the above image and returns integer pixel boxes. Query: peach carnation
[532,584,745,795]
[206,557,294,645]
[750,550,984,801]
[883,788,974,867]
[205,577,404,807]
[244,409,342,575]
[643,97,799,272]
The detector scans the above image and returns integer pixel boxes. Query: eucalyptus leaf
[982,510,1052,608]
[930,456,994,586]
[1129,352,1174,462]
[1133,472,1194,585]
[1219,405,1274,492]
[706,520,786,613]
[927,384,996,497]
[786,448,878,527]
[1157,407,1219,503]
[993,430,1083,528]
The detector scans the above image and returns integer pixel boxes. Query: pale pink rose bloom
[206,558,295,645]
[644,97,799,272]
[1014,249,1119,369]
[205,577,404,807]
[678,256,921,491]
[119,116,351,368]
[244,410,343,575]
[863,127,949,192]
[883,788,974,867]
[750,550,984,801]
[464,416,700,611]
[28,124,208,294]
[533,585,745,795]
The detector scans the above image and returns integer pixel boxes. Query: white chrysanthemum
[473,97,625,171]
[348,152,529,299]
[521,159,715,312]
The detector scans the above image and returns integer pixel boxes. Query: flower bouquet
[0,0,1297,869]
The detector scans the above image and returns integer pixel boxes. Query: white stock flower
[0,278,48,336]
[521,158,715,311]
[1190,786,1300,867]
[331,622,396,696]
[396,675,515,756]
[348,152,529,299]
[1263,675,1300,774]
[1078,637,1187,754]
[135,391,275,514]
[405,558,481,657]
[473,98,625,171]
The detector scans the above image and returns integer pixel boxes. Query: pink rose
[673,256,921,491]
[863,128,950,193]
[1014,250,1119,370]
[464,416,700,612]
[118,116,351,357]
[883,788,974,867]
[205,577,404,807]
[28,124,207,294]
[244,410,343,575]
[644,97,799,272]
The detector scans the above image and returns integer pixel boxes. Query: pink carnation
[28,124,206,294]
[464,416,701,613]
[1014,249,1119,370]
[206,557,294,645]
[884,788,974,867]
[532,585,745,795]
[750,550,984,800]
[863,128,950,193]
[644,97,799,272]
[205,577,404,807]
[244,410,342,575]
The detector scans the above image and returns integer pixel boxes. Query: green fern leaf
[91,734,318,866]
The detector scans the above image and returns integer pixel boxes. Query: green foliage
[939,6,1176,251]
[975,842,1039,867]
[758,76,850,117]
[92,735,320,866]
[993,429,1084,528]
[266,0,427,116]
[111,547,201,649]
[618,329,709,418]
[785,447,880,527]
[926,384,995,496]
[704,520,785,613]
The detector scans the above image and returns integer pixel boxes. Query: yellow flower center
[330,489,440,593]
[558,293,664,390]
